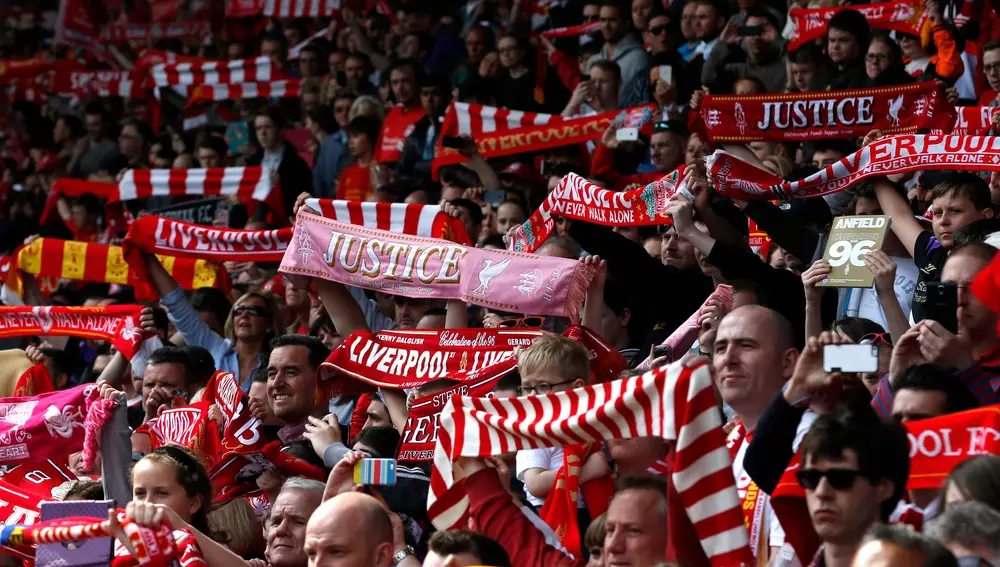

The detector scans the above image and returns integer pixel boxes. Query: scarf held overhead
[279,211,594,320]
[428,360,754,566]
[0,305,148,360]
[786,0,928,51]
[699,82,951,142]
[303,199,471,244]
[124,215,291,262]
[508,169,687,253]
[707,134,1000,201]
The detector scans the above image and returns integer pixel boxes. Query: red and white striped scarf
[49,71,148,99]
[429,360,755,566]
[303,199,471,244]
[151,56,285,88]
[440,101,558,139]
[187,80,301,107]
[118,167,273,202]
[101,21,211,44]
[136,49,209,69]
[263,0,340,17]
[541,21,602,37]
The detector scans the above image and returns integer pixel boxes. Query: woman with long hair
[142,252,282,392]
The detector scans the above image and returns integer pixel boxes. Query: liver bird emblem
[887,95,904,127]
[472,259,510,295]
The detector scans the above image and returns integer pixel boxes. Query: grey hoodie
[587,33,650,99]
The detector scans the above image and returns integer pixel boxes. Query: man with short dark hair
[797,406,910,567]
[141,345,194,421]
[980,40,1000,106]
[811,10,869,91]
[375,58,426,164]
[396,73,452,191]
[851,524,958,567]
[249,105,313,218]
[345,52,378,97]
[266,334,331,442]
[886,364,979,424]
[78,103,121,177]
[196,136,229,169]
[702,6,785,93]
[424,530,512,567]
[587,0,649,97]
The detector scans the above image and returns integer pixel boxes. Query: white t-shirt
[516,446,586,508]
[731,411,816,565]
[843,256,918,327]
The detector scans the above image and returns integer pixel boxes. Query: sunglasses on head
[233,305,267,318]
[859,332,891,346]
[499,316,545,328]
[796,468,865,490]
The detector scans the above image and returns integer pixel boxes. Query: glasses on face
[648,24,669,36]
[859,332,891,347]
[865,53,891,63]
[796,468,865,490]
[233,305,267,318]
[498,316,545,328]
[517,377,577,396]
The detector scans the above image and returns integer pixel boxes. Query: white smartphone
[616,127,639,142]
[823,344,879,373]
[658,65,673,86]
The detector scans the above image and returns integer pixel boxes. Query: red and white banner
[428,360,755,566]
[433,103,656,172]
[700,82,952,142]
[151,56,285,88]
[0,305,148,360]
[321,328,543,391]
[136,49,210,69]
[118,167,274,202]
[225,0,266,17]
[708,134,1000,201]
[101,21,211,44]
[49,70,148,99]
[263,0,340,17]
[124,215,292,263]
[786,0,929,51]
[904,406,1000,490]
[187,80,301,107]
[54,0,109,58]
[304,199,471,244]
[940,105,996,136]
[136,401,221,468]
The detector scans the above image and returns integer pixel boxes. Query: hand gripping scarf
[786,0,929,51]
[508,169,688,253]
[14,237,230,301]
[635,284,734,370]
[699,82,951,142]
[134,401,222,469]
[280,211,595,320]
[0,305,149,360]
[428,359,755,567]
[707,134,1000,201]
[0,513,205,567]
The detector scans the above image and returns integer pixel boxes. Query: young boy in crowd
[514,335,610,516]
[873,172,994,323]
[335,116,382,201]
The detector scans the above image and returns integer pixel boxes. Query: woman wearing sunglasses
[140,252,283,392]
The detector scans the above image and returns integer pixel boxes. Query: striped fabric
[441,102,559,138]
[51,71,148,99]
[118,167,274,202]
[428,360,755,566]
[263,0,341,17]
[188,80,302,106]
[15,238,227,300]
[304,199,470,243]
[136,49,210,69]
[151,56,283,88]
[101,21,211,43]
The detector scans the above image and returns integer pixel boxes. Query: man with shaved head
[304,492,395,567]
[711,305,810,564]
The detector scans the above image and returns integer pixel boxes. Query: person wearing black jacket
[811,10,870,91]
[395,74,453,193]
[249,105,313,222]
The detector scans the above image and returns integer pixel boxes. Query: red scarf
[48,70,148,98]
[700,82,951,142]
[13,237,230,302]
[0,306,148,359]
[971,250,1000,332]
[13,364,53,398]
[538,443,616,558]
[708,134,1000,201]
[903,405,1000,490]
[135,401,222,468]
[433,104,656,174]
[508,168,686,253]
[541,21,602,38]
[304,199,471,245]
[938,106,996,136]
[188,80,301,107]
[100,21,210,44]
[787,0,929,51]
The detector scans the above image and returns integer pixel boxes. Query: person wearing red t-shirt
[335,116,382,202]
[373,58,426,164]
[56,193,102,243]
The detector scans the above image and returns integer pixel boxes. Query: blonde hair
[762,154,793,178]
[349,95,386,121]
[517,333,590,384]
[584,513,606,548]
[207,498,264,557]
[223,291,283,343]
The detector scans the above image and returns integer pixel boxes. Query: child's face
[931,191,991,248]
[347,132,371,157]
[519,367,583,396]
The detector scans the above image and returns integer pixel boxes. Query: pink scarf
[280,211,595,320]
[708,134,1000,200]
[635,284,734,370]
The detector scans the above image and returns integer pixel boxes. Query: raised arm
[144,253,228,357]
[872,178,923,258]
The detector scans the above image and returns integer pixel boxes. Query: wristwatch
[392,546,415,565]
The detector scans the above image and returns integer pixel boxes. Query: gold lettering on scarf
[323,230,468,284]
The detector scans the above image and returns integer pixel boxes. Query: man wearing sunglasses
[797,406,910,567]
